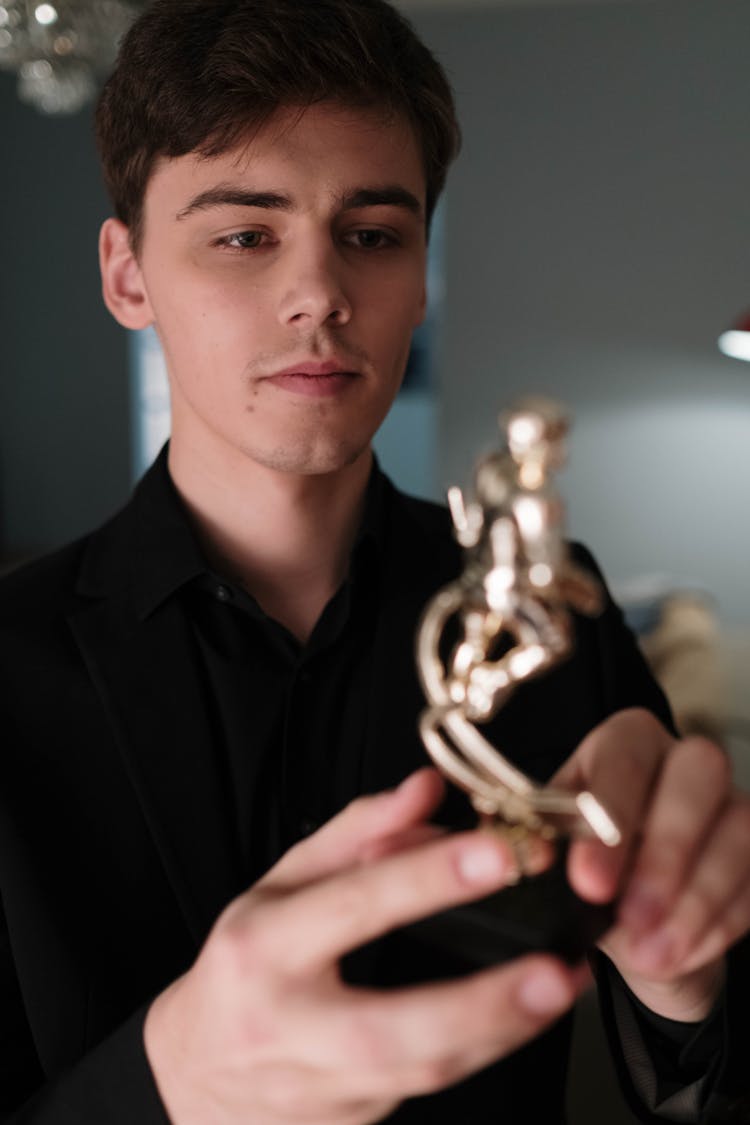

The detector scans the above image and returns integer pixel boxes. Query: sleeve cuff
[7,1003,170,1125]
[594,954,724,1123]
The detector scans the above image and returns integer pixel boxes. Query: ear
[99,218,154,330]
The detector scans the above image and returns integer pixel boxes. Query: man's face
[113,103,428,476]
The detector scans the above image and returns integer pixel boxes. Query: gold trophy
[411,397,621,964]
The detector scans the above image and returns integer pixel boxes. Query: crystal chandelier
[0,0,142,115]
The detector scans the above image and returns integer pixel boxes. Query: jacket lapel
[68,592,241,947]
[66,456,245,948]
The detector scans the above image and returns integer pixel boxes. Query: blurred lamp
[718,310,750,363]
[0,0,140,115]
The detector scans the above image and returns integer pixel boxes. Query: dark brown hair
[95,0,460,251]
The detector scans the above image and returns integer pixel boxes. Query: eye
[345,228,397,250]
[217,230,269,250]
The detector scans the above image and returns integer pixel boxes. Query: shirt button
[215,584,232,602]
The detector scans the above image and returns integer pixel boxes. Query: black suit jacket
[0,464,746,1123]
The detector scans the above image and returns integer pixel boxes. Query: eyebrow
[340,187,422,216]
[176,188,292,220]
[175,183,423,221]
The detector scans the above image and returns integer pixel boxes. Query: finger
[360,821,446,862]
[316,956,589,1101]
[262,769,446,889]
[624,794,750,977]
[560,709,673,903]
[617,737,731,939]
[679,881,750,977]
[245,829,517,973]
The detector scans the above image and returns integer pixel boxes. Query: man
[0,1,748,1122]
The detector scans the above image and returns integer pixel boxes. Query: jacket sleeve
[595,940,750,1124]
[0,897,168,1125]
[4,1005,169,1125]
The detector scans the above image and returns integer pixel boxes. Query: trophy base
[403,844,614,966]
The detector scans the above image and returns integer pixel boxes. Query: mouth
[264,359,361,398]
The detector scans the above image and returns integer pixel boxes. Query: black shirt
[133,452,386,884]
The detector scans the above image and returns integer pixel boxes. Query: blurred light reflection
[0,0,141,114]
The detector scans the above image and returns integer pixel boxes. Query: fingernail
[517,966,572,1016]
[456,841,508,885]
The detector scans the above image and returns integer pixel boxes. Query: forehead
[145,103,426,216]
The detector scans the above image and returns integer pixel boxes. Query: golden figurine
[417,397,621,872]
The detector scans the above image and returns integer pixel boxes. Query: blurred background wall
[0,78,130,559]
[412,0,750,625]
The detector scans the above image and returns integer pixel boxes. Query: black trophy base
[403,843,614,967]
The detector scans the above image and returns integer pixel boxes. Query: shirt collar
[131,446,207,620]
[131,446,390,621]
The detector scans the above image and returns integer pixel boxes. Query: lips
[268,360,359,378]
[264,359,360,398]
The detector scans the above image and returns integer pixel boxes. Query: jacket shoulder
[0,470,144,628]
[0,538,91,626]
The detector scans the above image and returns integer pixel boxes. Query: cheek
[370,274,424,333]
[159,280,265,360]
[387,267,426,326]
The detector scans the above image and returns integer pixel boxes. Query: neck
[168,438,373,644]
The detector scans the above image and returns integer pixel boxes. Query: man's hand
[557,708,750,1021]
[144,769,588,1125]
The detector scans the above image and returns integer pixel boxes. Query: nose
[278,243,352,329]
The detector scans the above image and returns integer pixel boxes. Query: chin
[247,437,369,477]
